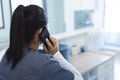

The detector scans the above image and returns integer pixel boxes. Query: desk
[70,51,114,80]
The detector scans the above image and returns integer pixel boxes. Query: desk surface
[70,51,114,74]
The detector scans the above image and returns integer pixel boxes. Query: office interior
[0,0,120,80]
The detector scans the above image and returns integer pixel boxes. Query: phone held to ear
[39,27,52,49]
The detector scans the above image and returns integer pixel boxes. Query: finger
[43,45,48,53]
[49,36,57,46]
[46,38,52,47]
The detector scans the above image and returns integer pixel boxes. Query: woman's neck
[26,42,40,51]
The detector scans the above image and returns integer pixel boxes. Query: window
[11,0,43,12]
[104,0,120,47]
[104,0,120,33]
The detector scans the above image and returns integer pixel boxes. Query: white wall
[64,0,104,32]
[64,0,96,32]
[61,0,105,53]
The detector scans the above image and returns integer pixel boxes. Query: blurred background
[0,0,120,80]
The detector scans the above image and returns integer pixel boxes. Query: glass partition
[46,0,65,35]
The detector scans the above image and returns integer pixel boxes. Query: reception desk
[70,51,114,80]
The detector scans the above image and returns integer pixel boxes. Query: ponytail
[5,5,25,69]
[5,5,47,69]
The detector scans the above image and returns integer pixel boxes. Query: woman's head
[24,5,47,43]
[6,5,47,69]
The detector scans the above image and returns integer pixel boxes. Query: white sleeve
[53,51,84,80]
[0,48,7,62]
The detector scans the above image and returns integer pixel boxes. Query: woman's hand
[43,36,58,55]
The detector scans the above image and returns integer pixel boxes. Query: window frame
[0,0,4,29]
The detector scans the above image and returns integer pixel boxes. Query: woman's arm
[53,51,84,80]
[43,36,83,80]
[39,55,74,80]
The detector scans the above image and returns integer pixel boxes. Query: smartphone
[39,27,52,49]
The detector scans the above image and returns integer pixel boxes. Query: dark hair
[5,5,47,69]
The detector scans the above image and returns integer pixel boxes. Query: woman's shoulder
[24,47,55,65]
[23,48,74,80]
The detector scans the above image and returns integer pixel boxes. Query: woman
[0,5,83,80]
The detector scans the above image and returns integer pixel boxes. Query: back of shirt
[0,48,74,80]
